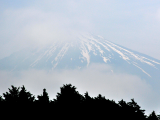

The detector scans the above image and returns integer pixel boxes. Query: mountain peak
[0,34,160,81]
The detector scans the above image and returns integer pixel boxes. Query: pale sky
[0,0,160,60]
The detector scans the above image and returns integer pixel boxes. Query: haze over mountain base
[0,63,159,115]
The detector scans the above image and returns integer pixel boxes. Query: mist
[0,7,92,59]
[0,63,159,115]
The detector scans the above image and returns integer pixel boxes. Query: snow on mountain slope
[0,34,160,82]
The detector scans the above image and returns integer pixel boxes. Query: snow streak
[27,34,160,78]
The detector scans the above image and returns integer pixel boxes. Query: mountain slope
[0,34,160,86]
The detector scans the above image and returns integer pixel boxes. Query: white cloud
[2,8,92,44]
[0,7,94,59]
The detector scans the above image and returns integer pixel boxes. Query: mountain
[0,34,160,91]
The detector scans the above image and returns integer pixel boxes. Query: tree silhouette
[2,85,35,104]
[83,91,93,103]
[53,84,84,119]
[19,85,35,103]
[118,99,146,120]
[3,85,20,103]
[157,113,160,120]
[54,84,83,105]
[148,111,159,120]
[127,98,146,120]
[37,88,49,104]
[34,88,50,119]
[93,94,120,120]
[83,92,94,119]
[118,99,128,108]
[0,83,159,120]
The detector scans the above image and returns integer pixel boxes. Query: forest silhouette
[0,84,159,120]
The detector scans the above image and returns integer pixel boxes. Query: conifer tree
[19,85,35,103]
[37,88,49,104]
[118,99,128,108]
[3,85,20,103]
[84,91,93,102]
[148,111,159,120]
[127,99,146,115]
[54,84,83,105]
[127,99,146,120]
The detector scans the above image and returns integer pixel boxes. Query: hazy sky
[0,0,160,115]
[0,0,160,60]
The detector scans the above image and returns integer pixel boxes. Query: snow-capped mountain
[1,34,160,88]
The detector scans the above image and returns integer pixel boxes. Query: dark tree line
[0,84,159,120]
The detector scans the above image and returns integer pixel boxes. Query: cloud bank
[0,63,159,115]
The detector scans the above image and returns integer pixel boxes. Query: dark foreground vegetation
[0,84,159,120]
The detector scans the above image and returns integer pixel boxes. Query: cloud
[2,7,93,44]
[0,63,159,115]
[0,6,94,59]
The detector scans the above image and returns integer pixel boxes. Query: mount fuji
[0,34,160,91]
